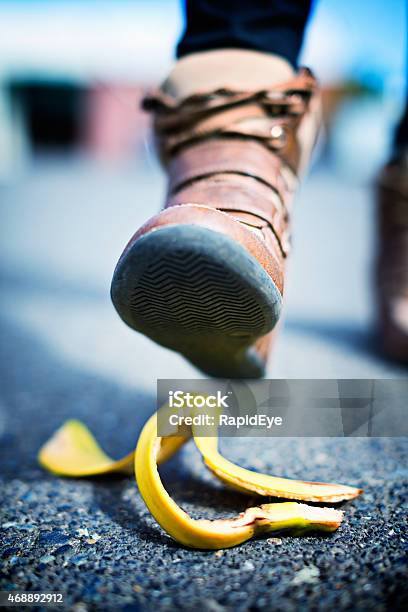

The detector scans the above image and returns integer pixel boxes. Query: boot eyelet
[270,125,287,147]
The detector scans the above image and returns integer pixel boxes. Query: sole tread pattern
[131,250,267,335]
[111,225,282,377]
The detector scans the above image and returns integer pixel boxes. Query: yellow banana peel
[38,402,362,550]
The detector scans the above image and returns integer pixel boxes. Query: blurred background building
[0,0,404,174]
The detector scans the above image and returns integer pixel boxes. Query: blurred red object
[84,85,149,161]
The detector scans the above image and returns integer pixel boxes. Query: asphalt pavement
[0,156,407,611]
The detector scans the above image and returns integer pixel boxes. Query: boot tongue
[161,49,295,100]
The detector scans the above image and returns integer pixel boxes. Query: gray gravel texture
[0,159,407,611]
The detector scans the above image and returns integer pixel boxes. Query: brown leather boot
[376,155,408,362]
[111,50,321,377]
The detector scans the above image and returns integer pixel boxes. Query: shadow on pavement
[0,267,106,302]
[285,317,408,370]
[0,315,155,481]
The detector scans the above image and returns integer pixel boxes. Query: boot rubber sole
[111,224,282,378]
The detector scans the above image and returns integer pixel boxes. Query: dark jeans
[177,0,407,154]
[177,0,313,69]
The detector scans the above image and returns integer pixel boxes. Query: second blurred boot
[376,155,408,362]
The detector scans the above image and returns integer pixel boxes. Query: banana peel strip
[38,402,362,550]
